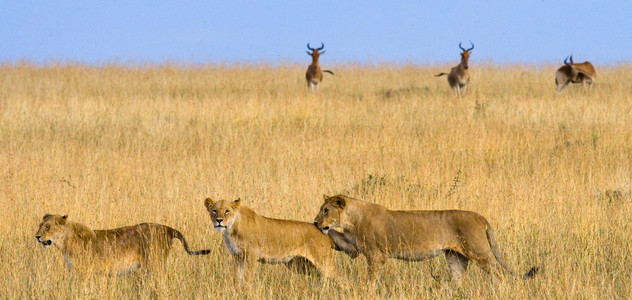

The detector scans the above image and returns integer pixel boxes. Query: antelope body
[555,55,596,93]
[436,41,474,97]
[305,43,334,92]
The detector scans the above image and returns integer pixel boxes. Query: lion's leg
[285,257,316,275]
[235,254,246,282]
[366,254,386,294]
[142,241,171,277]
[445,250,469,286]
[141,251,169,299]
[234,254,255,287]
[313,252,349,291]
[462,248,503,279]
[475,257,503,280]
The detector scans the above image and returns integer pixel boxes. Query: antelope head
[563,54,581,79]
[307,43,326,64]
[458,41,475,69]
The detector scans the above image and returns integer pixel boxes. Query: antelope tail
[435,72,448,77]
[168,227,211,256]
[323,70,335,75]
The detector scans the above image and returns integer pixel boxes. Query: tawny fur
[204,197,348,285]
[314,195,538,292]
[35,214,210,276]
[555,55,597,93]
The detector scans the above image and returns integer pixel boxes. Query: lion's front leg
[366,253,386,294]
[233,253,256,287]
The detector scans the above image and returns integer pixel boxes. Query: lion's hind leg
[461,244,506,280]
[305,252,349,291]
[285,257,319,276]
[445,250,469,285]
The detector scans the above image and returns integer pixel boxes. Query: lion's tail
[486,223,539,279]
[435,72,449,77]
[168,227,211,256]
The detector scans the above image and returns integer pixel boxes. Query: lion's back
[93,223,175,254]
[232,214,332,257]
[364,208,490,250]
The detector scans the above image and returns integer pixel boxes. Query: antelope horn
[466,40,474,51]
[459,42,465,51]
[307,43,314,51]
[564,55,570,65]
[317,42,325,51]
[569,55,574,64]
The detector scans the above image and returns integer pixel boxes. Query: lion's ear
[323,194,330,201]
[43,213,52,220]
[59,215,68,224]
[332,198,346,210]
[204,197,215,208]
[232,198,241,207]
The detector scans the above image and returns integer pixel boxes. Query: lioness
[204,197,351,285]
[313,195,538,290]
[35,214,210,275]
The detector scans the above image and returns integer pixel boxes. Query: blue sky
[1,1,631,65]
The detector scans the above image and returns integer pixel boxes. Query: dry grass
[1,61,631,299]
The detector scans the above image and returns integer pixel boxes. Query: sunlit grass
[1,62,630,298]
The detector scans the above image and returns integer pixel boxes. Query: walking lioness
[35,214,210,275]
[204,197,349,285]
[313,195,538,290]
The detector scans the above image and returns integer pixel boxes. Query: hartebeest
[436,41,474,97]
[555,55,596,93]
[305,43,334,92]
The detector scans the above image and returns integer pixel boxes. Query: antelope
[436,41,474,97]
[305,43,334,92]
[555,55,596,93]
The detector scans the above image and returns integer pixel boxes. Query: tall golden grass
[1,62,630,299]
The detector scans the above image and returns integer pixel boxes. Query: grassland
[1,61,631,299]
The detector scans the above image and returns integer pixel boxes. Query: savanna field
[1,62,631,299]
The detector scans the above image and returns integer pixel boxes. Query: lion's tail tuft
[168,227,211,256]
[486,223,538,280]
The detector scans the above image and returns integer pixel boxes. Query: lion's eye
[211,210,217,214]
[224,210,229,215]
[45,225,50,230]
[323,208,328,215]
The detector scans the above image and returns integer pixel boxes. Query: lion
[35,214,211,276]
[203,197,354,286]
[313,195,538,291]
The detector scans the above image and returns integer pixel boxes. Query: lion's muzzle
[36,235,52,247]
[213,219,227,232]
[313,222,330,234]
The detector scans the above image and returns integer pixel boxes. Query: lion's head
[204,198,241,233]
[313,195,347,234]
[35,214,69,248]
